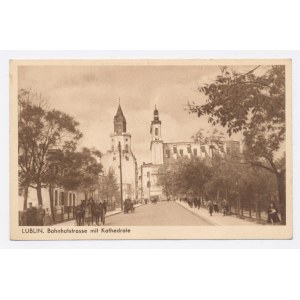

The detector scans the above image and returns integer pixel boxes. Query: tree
[18,89,82,207]
[101,167,120,205]
[158,158,212,198]
[188,66,287,224]
[59,148,103,197]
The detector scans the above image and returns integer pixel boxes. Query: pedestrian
[213,200,219,213]
[267,202,281,224]
[85,199,92,225]
[26,202,37,226]
[222,199,229,216]
[101,200,107,225]
[197,197,201,209]
[44,208,53,226]
[193,197,197,208]
[36,204,46,226]
[208,200,214,216]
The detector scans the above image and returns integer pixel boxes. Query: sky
[18,63,266,165]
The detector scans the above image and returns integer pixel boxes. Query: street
[105,201,212,226]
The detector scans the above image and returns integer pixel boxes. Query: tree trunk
[23,183,29,211]
[276,171,286,225]
[49,185,56,222]
[36,182,43,205]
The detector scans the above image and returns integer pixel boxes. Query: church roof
[114,104,126,122]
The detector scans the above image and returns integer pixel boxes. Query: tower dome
[153,105,159,122]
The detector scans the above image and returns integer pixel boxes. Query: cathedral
[138,107,241,202]
[101,104,138,201]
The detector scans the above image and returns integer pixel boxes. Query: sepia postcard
[10,59,292,240]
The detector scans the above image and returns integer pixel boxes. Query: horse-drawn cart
[124,199,135,214]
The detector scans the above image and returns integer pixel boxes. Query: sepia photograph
[10,59,292,240]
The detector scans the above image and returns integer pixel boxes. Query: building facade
[101,104,138,202]
[139,107,241,201]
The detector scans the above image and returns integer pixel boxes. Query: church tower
[111,103,132,154]
[150,106,164,165]
[114,104,127,134]
[102,102,138,201]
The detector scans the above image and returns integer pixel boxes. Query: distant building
[101,104,138,202]
[138,107,241,201]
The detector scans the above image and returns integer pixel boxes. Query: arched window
[69,193,72,206]
[60,192,64,206]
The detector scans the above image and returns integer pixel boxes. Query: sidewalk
[176,201,260,226]
[55,203,143,226]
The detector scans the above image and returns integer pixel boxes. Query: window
[155,128,158,136]
[113,157,116,161]
[60,192,64,206]
[166,149,170,158]
[147,181,150,188]
[187,146,191,154]
[179,149,183,157]
[193,149,197,156]
[54,190,58,206]
[69,193,72,206]
[173,146,177,154]
[226,147,231,154]
[147,172,150,178]
[125,144,129,152]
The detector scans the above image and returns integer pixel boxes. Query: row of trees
[158,65,286,223]
[18,89,119,221]
[186,65,286,223]
[158,150,277,214]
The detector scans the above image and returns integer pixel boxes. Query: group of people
[75,199,107,226]
[207,199,229,217]
[180,197,229,216]
[21,202,52,226]
[180,196,281,224]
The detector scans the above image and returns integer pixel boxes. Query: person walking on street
[213,200,219,213]
[101,200,107,225]
[197,197,201,209]
[222,199,229,216]
[36,204,46,226]
[267,202,281,224]
[208,200,214,216]
[26,202,37,226]
[44,208,53,226]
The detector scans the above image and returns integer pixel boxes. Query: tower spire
[114,102,126,134]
